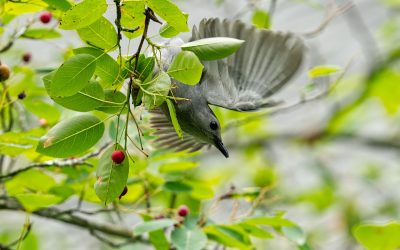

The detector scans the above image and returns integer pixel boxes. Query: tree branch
[0,18,34,53]
[0,197,148,246]
[0,144,110,181]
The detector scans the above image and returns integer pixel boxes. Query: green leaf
[353,222,400,250]
[44,71,105,112]
[297,185,334,211]
[78,17,117,51]
[50,54,96,97]
[23,96,61,123]
[163,181,192,193]
[137,55,155,81]
[181,37,244,61]
[159,24,180,38]
[370,69,400,115]
[146,0,189,32]
[59,0,107,30]
[218,225,251,244]
[7,66,39,97]
[166,99,183,139]
[171,226,207,250]
[159,161,198,173]
[5,169,56,195]
[252,9,270,29]
[4,1,43,14]
[0,129,42,156]
[94,145,129,204]
[49,186,75,200]
[168,51,203,85]
[149,229,170,250]
[36,114,105,158]
[42,70,55,91]
[52,81,105,112]
[120,1,146,39]
[143,72,171,109]
[188,181,214,200]
[242,216,294,227]
[282,225,306,246]
[74,47,122,87]
[20,229,39,250]
[133,219,176,235]
[307,65,341,78]
[139,214,170,250]
[159,13,188,38]
[22,28,61,39]
[6,171,67,211]
[15,193,63,212]
[204,225,251,250]
[43,0,71,11]
[237,223,273,239]
[95,90,127,114]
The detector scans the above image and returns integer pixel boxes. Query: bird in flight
[150,18,305,158]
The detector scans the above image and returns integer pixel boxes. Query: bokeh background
[1,0,399,249]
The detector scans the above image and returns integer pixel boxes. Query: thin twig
[301,1,353,38]
[0,219,32,250]
[127,134,148,157]
[124,8,152,151]
[0,144,110,181]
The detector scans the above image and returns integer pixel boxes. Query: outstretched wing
[192,18,304,111]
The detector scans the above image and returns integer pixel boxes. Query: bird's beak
[214,138,229,158]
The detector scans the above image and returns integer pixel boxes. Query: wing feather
[192,18,305,111]
[149,110,206,153]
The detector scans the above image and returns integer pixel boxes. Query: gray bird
[150,18,304,158]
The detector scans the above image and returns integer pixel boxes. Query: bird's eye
[210,121,218,130]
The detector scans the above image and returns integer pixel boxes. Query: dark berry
[22,53,31,63]
[119,186,128,199]
[0,64,11,81]
[111,150,125,164]
[18,91,26,100]
[177,205,189,217]
[39,11,52,24]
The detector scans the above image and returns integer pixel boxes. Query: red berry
[39,11,52,24]
[22,53,31,63]
[119,186,128,199]
[177,205,189,217]
[111,150,125,164]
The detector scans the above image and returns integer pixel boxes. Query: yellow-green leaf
[59,0,107,30]
[353,222,400,250]
[307,65,341,78]
[146,0,189,32]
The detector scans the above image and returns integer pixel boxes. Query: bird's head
[183,104,229,158]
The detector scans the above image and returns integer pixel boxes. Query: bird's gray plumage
[194,18,304,111]
[150,18,305,157]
